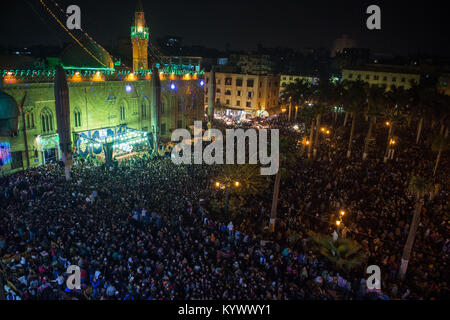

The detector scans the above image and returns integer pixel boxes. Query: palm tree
[342,80,366,158]
[383,85,408,162]
[213,164,268,220]
[431,135,450,176]
[280,79,313,122]
[362,84,385,160]
[311,79,335,158]
[399,176,432,280]
[269,136,299,232]
[308,231,365,270]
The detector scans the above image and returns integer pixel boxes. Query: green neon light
[62,65,115,71]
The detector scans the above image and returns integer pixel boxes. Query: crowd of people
[0,115,448,300]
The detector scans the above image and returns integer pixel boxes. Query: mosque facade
[0,2,205,175]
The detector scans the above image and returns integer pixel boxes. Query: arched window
[26,112,35,129]
[141,98,149,118]
[41,107,54,133]
[74,107,82,128]
[120,101,127,122]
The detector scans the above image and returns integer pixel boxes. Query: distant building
[279,74,319,96]
[437,74,450,95]
[341,64,420,90]
[228,53,273,75]
[204,72,280,116]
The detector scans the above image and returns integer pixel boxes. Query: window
[120,104,126,121]
[236,100,240,106]
[392,77,396,82]
[237,90,241,97]
[161,123,166,135]
[374,75,379,80]
[283,77,286,80]
[141,99,149,117]
[226,99,230,105]
[289,77,293,80]
[259,82,262,87]
[348,74,353,79]
[225,78,232,85]
[225,90,231,96]
[161,98,166,114]
[177,120,182,128]
[40,108,54,133]
[74,107,82,128]
[11,151,23,170]
[248,92,253,99]
[366,75,370,80]
[26,112,35,129]
[383,76,387,81]
[357,74,361,79]
[247,79,254,87]
[236,79,243,86]
[401,78,406,82]
[217,79,221,85]
[216,88,221,93]
[246,101,251,107]
[216,98,220,104]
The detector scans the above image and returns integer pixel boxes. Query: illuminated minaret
[131,0,149,72]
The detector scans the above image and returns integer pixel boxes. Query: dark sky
[0,0,448,56]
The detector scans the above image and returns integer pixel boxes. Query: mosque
[0,1,205,175]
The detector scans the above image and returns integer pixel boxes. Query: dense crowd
[0,117,448,300]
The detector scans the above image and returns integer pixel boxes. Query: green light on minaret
[131,26,149,40]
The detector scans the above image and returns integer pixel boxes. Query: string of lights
[48,0,130,70]
[39,0,108,69]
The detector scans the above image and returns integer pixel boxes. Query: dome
[60,35,114,70]
[0,82,19,137]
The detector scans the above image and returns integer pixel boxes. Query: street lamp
[215,180,240,217]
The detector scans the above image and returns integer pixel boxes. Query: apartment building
[279,74,319,96]
[204,72,280,116]
[341,65,420,90]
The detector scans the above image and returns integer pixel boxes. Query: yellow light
[326,130,330,134]
[321,127,325,132]
[340,210,345,216]
[306,141,310,145]
[281,108,287,113]
[386,121,390,126]
[336,220,341,226]
[137,26,143,33]
[215,182,220,188]
[235,181,240,187]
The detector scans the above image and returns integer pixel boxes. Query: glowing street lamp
[340,210,345,216]
[336,220,341,226]
[214,180,240,217]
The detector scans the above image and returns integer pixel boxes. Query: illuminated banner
[0,142,12,166]
[76,125,148,157]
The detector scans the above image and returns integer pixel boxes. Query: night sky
[0,0,448,56]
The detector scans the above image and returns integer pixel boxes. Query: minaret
[131,0,149,72]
